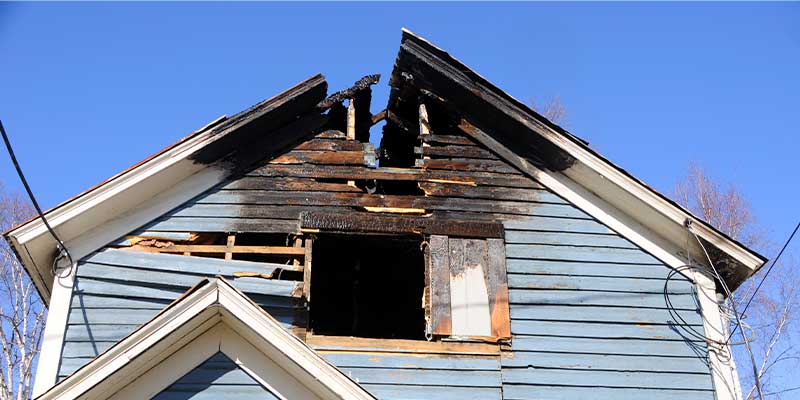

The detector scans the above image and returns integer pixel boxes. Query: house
[4,29,765,400]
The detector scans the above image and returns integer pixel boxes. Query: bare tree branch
[675,165,798,400]
[0,183,42,400]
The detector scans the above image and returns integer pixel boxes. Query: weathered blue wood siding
[316,345,503,400]
[152,352,279,400]
[501,217,714,400]
[58,249,304,379]
[55,129,715,399]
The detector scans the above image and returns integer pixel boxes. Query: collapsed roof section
[5,29,765,305]
[380,29,766,290]
[4,74,380,303]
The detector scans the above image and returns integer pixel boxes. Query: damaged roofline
[397,28,766,289]
[4,74,329,304]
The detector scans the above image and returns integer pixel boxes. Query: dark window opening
[310,234,426,340]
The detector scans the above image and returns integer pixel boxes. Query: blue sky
[1,2,797,240]
[1,2,799,394]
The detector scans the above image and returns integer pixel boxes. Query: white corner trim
[692,268,744,400]
[32,263,76,398]
[37,279,376,400]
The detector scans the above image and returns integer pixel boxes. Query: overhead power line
[728,221,800,343]
[0,119,74,273]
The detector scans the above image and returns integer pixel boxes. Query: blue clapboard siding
[53,129,720,400]
[319,350,502,400]
[152,352,278,400]
[501,219,714,400]
[58,249,304,380]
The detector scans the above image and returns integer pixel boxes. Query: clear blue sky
[1,2,797,241]
[1,2,799,393]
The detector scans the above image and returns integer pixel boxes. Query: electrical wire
[690,225,764,400]
[728,221,800,343]
[0,119,74,275]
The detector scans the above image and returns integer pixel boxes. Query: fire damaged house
[5,30,764,400]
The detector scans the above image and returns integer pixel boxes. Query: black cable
[0,119,74,274]
[727,221,800,343]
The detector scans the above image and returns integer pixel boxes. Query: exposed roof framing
[388,29,765,290]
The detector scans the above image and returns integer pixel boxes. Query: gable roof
[37,277,376,400]
[390,28,765,290]
[5,30,765,304]
[4,75,328,303]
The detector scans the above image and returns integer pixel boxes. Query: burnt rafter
[317,74,381,110]
[388,36,578,172]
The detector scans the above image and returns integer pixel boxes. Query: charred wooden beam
[418,134,476,146]
[124,244,306,255]
[250,164,542,188]
[299,211,504,239]
[295,139,365,151]
[393,36,579,171]
[191,74,327,168]
[225,113,329,175]
[415,158,522,175]
[414,145,498,160]
[317,74,380,110]
[371,109,387,125]
[269,150,369,166]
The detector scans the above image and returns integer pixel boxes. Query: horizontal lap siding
[55,129,717,399]
[502,217,714,400]
[58,250,304,380]
[319,351,502,400]
[153,352,279,400]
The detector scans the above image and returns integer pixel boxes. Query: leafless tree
[0,183,43,400]
[675,164,798,399]
[531,96,568,126]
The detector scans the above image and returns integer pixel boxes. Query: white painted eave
[3,116,229,303]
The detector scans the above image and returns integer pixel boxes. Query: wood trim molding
[692,268,744,400]
[31,262,76,398]
[306,334,500,356]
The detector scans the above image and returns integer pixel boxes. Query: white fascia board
[37,279,376,400]
[555,146,764,272]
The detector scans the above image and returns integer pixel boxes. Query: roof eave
[6,74,328,304]
[396,28,766,290]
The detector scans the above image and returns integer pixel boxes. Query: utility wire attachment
[0,119,74,274]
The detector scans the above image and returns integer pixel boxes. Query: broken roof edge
[5,74,328,304]
[397,28,766,290]
[37,277,376,400]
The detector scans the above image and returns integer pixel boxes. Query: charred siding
[58,109,713,399]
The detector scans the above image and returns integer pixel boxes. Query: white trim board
[32,262,76,398]
[36,277,375,400]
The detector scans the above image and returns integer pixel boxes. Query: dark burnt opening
[309,234,426,340]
